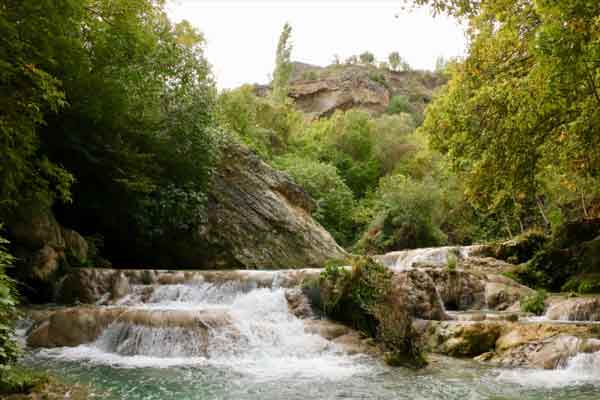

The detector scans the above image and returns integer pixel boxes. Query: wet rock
[423,269,486,311]
[393,269,449,320]
[27,307,122,347]
[484,275,534,310]
[303,319,350,340]
[61,227,88,261]
[59,268,114,304]
[545,297,600,321]
[285,289,314,319]
[111,272,130,300]
[6,208,90,302]
[27,307,234,348]
[423,321,502,357]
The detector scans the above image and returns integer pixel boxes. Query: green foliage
[0,228,19,367]
[447,251,458,272]
[388,52,410,72]
[272,22,293,103]
[386,95,411,115]
[217,85,301,160]
[368,72,387,87]
[317,257,426,367]
[372,114,418,175]
[1,0,221,264]
[0,0,74,212]
[520,289,547,316]
[354,175,446,253]
[135,185,208,239]
[290,109,383,198]
[419,0,600,230]
[562,275,600,294]
[359,51,375,65]
[275,155,356,246]
[0,366,49,395]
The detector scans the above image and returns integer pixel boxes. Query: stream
[18,273,600,399]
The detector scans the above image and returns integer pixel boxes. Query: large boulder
[6,209,89,302]
[392,269,449,320]
[156,143,346,269]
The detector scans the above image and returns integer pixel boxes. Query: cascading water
[36,278,367,379]
[376,245,481,271]
[22,267,600,399]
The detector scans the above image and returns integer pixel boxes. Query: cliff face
[257,62,446,119]
[156,142,346,269]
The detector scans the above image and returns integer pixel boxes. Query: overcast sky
[166,1,467,89]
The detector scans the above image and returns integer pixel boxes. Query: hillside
[257,62,446,120]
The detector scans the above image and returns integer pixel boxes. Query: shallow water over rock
[20,257,600,399]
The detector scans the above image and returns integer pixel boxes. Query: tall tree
[272,22,293,103]
[359,51,375,65]
[419,0,600,226]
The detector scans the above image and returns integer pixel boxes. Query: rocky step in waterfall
[21,246,600,375]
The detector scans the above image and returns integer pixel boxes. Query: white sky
[167,1,467,89]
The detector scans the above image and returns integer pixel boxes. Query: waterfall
[37,277,368,380]
[496,352,600,387]
[376,245,481,271]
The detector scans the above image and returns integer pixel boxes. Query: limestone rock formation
[6,209,89,301]
[257,62,445,118]
[421,320,600,369]
[545,297,600,321]
[154,142,346,269]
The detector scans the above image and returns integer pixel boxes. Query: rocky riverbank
[17,245,600,372]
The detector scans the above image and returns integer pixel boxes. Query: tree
[388,51,410,72]
[388,52,401,71]
[0,0,76,214]
[272,22,293,103]
[359,51,375,65]
[419,0,600,229]
[0,228,18,367]
[0,0,221,265]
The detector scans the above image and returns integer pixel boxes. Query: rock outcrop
[152,143,346,269]
[257,62,445,119]
[6,209,90,302]
[421,319,600,369]
[27,307,233,348]
[545,297,600,321]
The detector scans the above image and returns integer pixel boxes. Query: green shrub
[447,251,458,272]
[317,257,426,367]
[386,95,411,115]
[0,228,19,367]
[274,155,357,246]
[520,289,547,315]
[354,174,446,254]
[0,366,49,395]
[369,72,387,87]
[301,70,319,80]
[562,275,600,294]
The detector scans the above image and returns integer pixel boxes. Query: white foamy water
[36,281,370,380]
[497,352,600,388]
[376,246,480,271]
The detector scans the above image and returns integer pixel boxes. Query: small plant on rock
[520,289,547,316]
[318,256,426,368]
[446,251,458,272]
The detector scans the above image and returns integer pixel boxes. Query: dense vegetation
[1,0,220,264]
[306,257,426,367]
